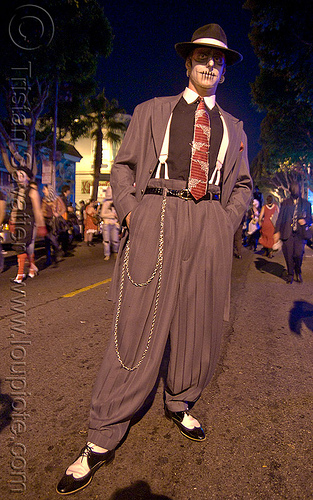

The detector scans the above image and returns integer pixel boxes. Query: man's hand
[298,218,306,226]
[125,212,131,228]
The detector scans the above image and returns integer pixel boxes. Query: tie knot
[197,97,206,111]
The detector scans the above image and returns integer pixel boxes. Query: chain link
[113,190,167,371]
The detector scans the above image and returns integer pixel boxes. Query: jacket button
[149,169,153,174]
[141,189,144,194]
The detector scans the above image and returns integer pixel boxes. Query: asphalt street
[0,237,312,500]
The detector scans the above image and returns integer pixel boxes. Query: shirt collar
[183,87,216,110]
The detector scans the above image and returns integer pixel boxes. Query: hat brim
[175,42,243,66]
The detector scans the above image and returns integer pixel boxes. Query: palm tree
[72,89,128,200]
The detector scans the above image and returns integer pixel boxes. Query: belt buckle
[178,189,192,200]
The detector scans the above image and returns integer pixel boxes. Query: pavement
[0,239,312,500]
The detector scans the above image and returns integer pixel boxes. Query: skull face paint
[186,47,226,97]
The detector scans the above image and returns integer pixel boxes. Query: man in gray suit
[57,23,252,495]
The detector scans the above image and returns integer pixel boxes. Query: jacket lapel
[217,105,242,182]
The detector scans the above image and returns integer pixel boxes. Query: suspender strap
[208,114,229,185]
[155,114,173,180]
[156,109,229,184]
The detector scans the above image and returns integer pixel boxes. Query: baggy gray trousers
[88,179,233,450]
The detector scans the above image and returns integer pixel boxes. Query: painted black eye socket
[193,52,225,65]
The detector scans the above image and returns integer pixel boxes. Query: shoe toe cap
[180,425,206,441]
[56,472,91,495]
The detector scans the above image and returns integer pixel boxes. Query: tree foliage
[244,0,313,191]
[0,0,112,178]
[71,89,128,200]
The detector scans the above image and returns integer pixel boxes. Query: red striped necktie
[188,97,210,200]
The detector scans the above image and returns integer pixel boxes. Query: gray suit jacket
[111,92,252,233]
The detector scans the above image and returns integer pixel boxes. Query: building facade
[0,112,131,209]
[73,113,131,204]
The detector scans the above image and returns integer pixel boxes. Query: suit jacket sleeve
[110,106,141,225]
[222,126,253,232]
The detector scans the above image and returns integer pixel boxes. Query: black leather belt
[145,187,220,201]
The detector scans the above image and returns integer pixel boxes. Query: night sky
[96,0,264,163]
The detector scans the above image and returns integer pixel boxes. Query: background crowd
[234,183,312,284]
[0,175,312,284]
[0,168,121,282]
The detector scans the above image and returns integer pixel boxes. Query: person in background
[9,166,47,282]
[0,189,6,273]
[246,199,260,251]
[258,194,279,258]
[59,184,71,256]
[67,202,81,242]
[78,200,86,240]
[60,184,71,212]
[274,181,312,284]
[41,185,66,266]
[100,187,120,261]
[253,185,263,210]
[84,199,100,246]
[56,23,252,496]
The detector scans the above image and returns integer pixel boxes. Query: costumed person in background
[258,194,279,258]
[100,186,120,261]
[0,189,6,273]
[57,23,252,495]
[78,200,86,240]
[41,185,66,267]
[274,181,312,284]
[59,184,71,256]
[67,202,81,242]
[246,199,260,251]
[84,199,100,246]
[241,208,249,246]
[9,166,47,283]
[253,185,263,210]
